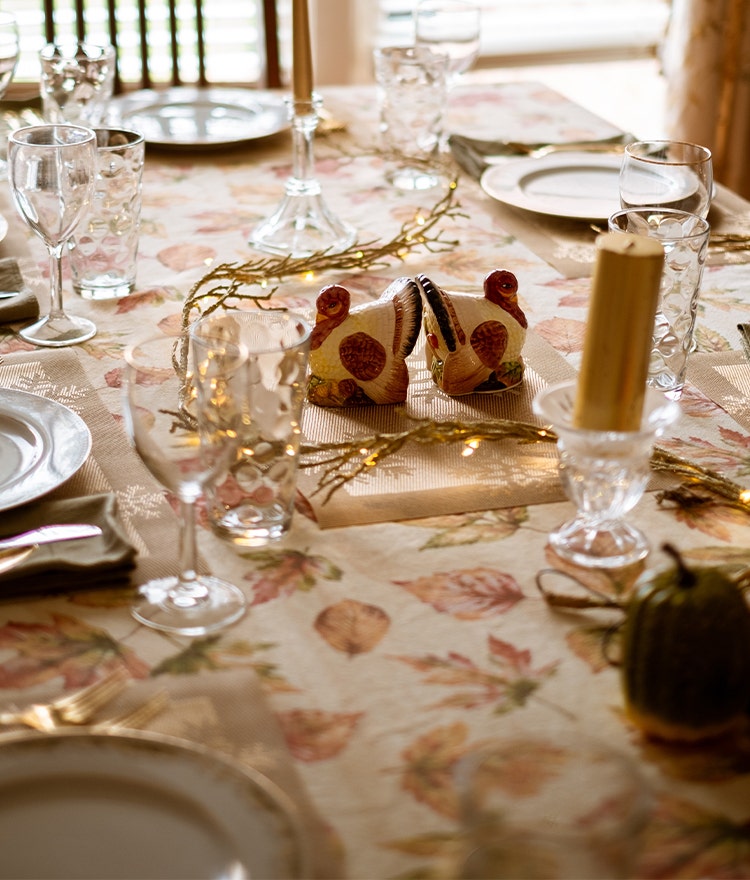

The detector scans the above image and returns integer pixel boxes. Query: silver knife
[0,524,103,553]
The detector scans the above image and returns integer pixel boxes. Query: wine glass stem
[174,497,209,606]
[48,244,67,319]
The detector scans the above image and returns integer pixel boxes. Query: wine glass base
[19,313,97,347]
[132,575,247,636]
[549,519,649,569]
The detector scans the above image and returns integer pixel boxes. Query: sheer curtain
[662,0,750,198]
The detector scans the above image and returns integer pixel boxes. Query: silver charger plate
[108,87,289,149]
[0,729,308,879]
[0,389,91,513]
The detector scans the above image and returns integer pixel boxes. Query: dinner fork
[93,689,170,732]
[0,668,129,732]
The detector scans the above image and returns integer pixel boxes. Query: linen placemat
[686,349,750,431]
[0,349,192,588]
[483,182,750,280]
[98,669,344,879]
[298,331,575,528]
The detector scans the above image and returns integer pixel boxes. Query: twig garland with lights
[181,180,463,330]
[299,416,750,516]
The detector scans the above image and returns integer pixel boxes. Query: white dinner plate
[0,389,91,513]
[108,87,289,149]
[0,213,7,244]
[481,151,624,221]
[0,729,307,879]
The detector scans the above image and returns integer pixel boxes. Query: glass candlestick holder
[250,93,356,258]
[533,381,680,569]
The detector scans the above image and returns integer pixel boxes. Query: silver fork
[0,668,130,732]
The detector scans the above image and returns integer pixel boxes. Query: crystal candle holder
[533,381,680,568]
[250,93,355,258]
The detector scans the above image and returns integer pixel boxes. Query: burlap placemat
[0,349,190,587]
[299,331,576,528]
[486,183,750,280]
[686,349,750,431]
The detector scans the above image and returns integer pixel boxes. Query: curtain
[662,0,750,198]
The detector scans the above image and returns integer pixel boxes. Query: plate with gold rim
[0,729,308,879]
[481,151,624,221]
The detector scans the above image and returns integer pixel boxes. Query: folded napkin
[0,257,39,324]
[448,131,634,181]
[0,493,136,598]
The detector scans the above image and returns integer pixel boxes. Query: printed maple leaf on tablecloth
[393,567,525,620]
[0,613,149,689]
[241,548,342,605]
[393,634,558,713]
[413,508,529,549]
[150,635,300,693]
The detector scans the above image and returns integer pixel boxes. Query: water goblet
[619,140,713,219]
[533,380,680,569]
[123,326,248,636]
[40,41,116,126]
[0,11,20,179]
[8,124,97,347]
[414,0,481,88]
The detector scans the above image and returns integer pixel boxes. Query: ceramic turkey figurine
[307,277,423,406]
[417,270,527,395]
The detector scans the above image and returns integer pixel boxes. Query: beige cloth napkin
[0,493,136,598]
[0,257,38,324]
[98,669,345,879]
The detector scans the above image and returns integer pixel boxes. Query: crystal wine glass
[0,11,19,179]
[123,326,248,636]
[619,139,713,219]
[414,0,481,88]
[8,124,97,346]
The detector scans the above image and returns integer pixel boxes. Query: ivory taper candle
[292,0,314,102]
[573,232,665,432]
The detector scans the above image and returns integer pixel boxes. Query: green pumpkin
[621,544,750,742]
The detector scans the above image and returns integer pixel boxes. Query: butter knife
[0,523,103,553]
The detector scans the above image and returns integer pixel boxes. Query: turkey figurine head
[417,270,527,395]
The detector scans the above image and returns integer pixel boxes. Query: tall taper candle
[292,0,314,102]
[573,232,665,432]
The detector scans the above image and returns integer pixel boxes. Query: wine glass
[0,11,19,179]
[8,124,97,347]
[619,140,713,219]
[123,325,248,636]
[414,0,481,88]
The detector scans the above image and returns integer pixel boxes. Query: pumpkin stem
[661,543,697,588]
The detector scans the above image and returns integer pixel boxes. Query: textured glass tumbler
[204,310,312,547]
[69,128,144,300]
[609,208,710,399]
[456,731,652,879]
[373,45,448,191]
[533,381,680,568]
[40,42,115,126]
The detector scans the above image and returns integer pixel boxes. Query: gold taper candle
[292,0,314,102]
[573,232,665,432]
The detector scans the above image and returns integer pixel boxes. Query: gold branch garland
[181,179,463,330]
[299,417,750,515]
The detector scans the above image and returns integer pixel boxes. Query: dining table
[1,78,750,879]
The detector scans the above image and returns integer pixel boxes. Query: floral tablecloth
[1,82,750,879]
